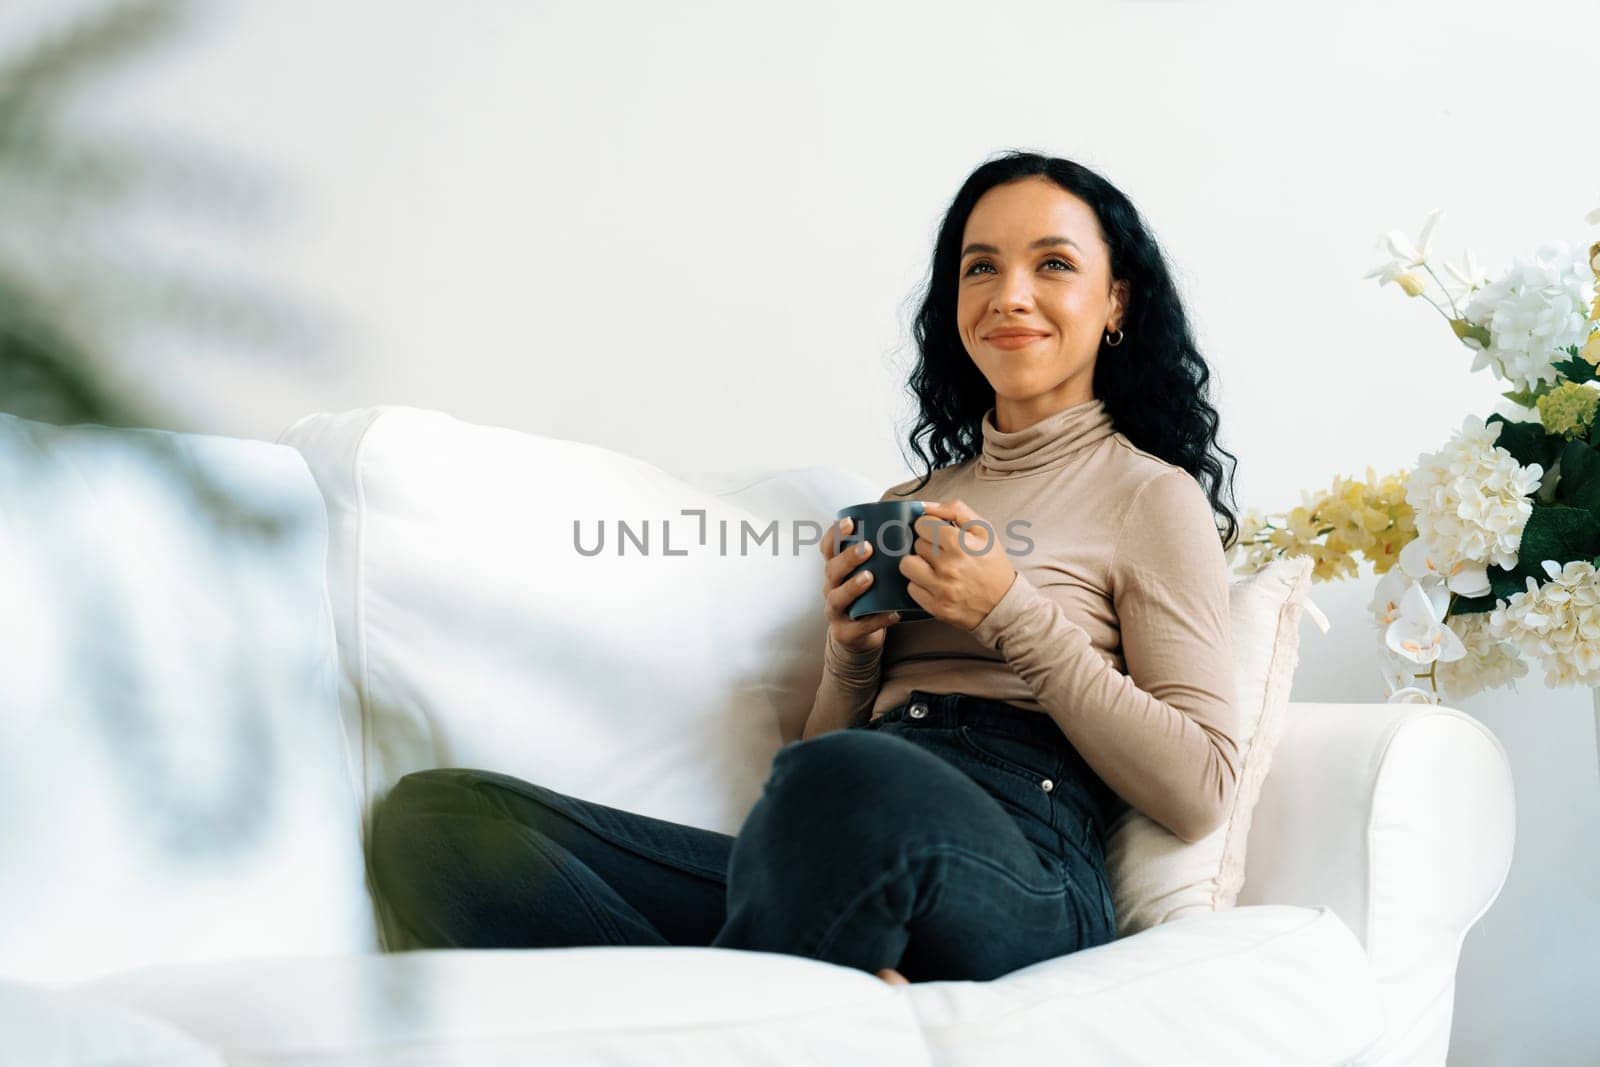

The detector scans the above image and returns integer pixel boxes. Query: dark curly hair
[889,150,1240,550]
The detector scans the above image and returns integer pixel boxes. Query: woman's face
[956,177,1128,423]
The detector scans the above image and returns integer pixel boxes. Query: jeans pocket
[955,725,1060,787]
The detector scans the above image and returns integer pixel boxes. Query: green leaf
[1452,566,1529,616]
[1555,440,1600,515]
[1450,318,1492,348]
[1517,502,1600,574]
[1553,351,1599,385]
[1486,414,1561,471]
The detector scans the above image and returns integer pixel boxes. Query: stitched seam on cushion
[1365,709,1515,976]
[1355,969,1459,1065]
[1211,574,1304,909]
[202,997,921,1062]
[709,464,829,498]
[808,842,1071,960]
[349,412,381,853]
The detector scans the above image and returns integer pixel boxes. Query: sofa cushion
[276,406,877,841]
[0,414,380,983]
[3,979,223,1067]
[907,904,1381,1067]
[75,945,931,1067]
[1104,555,1327,936]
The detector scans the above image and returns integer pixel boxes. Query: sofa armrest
[1237,701,1515,1063]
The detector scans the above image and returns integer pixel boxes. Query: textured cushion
[908,904,1380,1067]
[1104,555,1328,936]
[74,945,930,1067]
[0,414,379,983]
[3,979,223,1067]
[276,406,877,841]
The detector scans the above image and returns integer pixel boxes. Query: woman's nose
[992,270,1035,312]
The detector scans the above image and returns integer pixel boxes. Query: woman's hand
[902,500,1018,632]
[819,516,900,653]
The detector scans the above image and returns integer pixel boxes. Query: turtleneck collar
[977,396,1115,479]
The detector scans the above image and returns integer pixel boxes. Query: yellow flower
[1536,382,1600,440]
[1583,328,1600,367]
[1229,469,1415,582]
[1396,270,1427,297]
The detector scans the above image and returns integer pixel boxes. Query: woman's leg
[369,767,733,950]
[712,729,1093,983]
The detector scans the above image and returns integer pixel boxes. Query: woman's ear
[1110,278,1131,330]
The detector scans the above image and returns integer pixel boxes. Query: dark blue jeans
[369,689,1119,982]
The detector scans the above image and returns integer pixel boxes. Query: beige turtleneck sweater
[805,396,1239,844]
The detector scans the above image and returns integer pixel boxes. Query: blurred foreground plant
[0,0,326,430]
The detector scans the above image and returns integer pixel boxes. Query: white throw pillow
[277,407,878,843]
[1104,554,1328,936]
[0,414,379,984]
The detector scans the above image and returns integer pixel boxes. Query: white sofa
[0,406,1516,1066]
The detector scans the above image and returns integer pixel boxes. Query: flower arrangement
[1226,205,1600,705]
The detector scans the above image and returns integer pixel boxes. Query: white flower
[1398,533,1489,596]
[1440,247,1487,308]
[1487,560,1600,687]
[1377,648,1443,704]
[1363,207,1444,288]
[1384,579,1468,665]
[1436,611,1529,701]
[1460,240,1595,393]
[1587,200,1600,226]
[1404,415,1543,574]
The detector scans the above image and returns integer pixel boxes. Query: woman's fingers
[821,516,900,652]
[825,564,874,618]
[831,612,899,652]
[819,516,854,560]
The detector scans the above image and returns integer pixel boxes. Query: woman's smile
[987,332,1050,350]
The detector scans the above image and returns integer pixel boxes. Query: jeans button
[1041,778,1054,792]
[908,702,928,719]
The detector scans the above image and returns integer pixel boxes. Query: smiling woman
[956,180,1130,430]
[368,148,1243,989]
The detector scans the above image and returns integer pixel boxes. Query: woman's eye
[963,258,1074,277]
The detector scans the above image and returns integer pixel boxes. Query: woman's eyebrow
[960,235,1082,257]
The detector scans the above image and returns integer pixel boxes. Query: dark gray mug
[835,499,932,621]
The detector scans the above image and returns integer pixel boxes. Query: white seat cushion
[75,947,930,1067]
[3,979,223,1067]
[906,905,1383,1067]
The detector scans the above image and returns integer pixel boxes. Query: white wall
[9,0,1598,1061]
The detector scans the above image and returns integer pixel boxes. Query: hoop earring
[1104,328,1124,347]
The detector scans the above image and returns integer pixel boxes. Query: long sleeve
[800,479,920,740]
[801,630,883,740]
[969,469,1240,843]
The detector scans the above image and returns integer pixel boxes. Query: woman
[368,150,1242,986]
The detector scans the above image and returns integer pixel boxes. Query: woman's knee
[769,730,936,807]
[370,769,515,894]
[745,731,943,858]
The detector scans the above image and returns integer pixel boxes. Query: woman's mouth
[986,332,1049,350]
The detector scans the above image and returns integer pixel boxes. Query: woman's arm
[800,631,883,740]
[800,478,922,740]
[970,469,1240,843]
